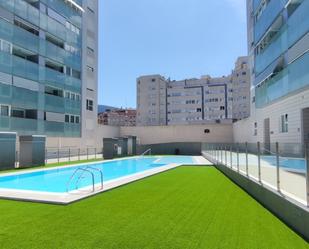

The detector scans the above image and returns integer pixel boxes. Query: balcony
[45,94,65,114]
[255,51,309,107]
[254,0,287,44]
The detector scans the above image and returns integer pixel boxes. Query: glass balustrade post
[305,143,309,207]
[245,142,248,177]
[45,148,47,165]
[225,146,227,166]
[276,142,280,191]
[221,145,223,164]
[230,145,232,168]
[257,142,261,183]
[237,143,240,173]
[57,147,60,163]
[95,148,97,159]
[78,148,80,161]
[69,148,71,162]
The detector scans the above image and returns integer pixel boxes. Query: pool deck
[0,156,211,204]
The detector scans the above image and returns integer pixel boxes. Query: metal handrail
[67,168,95,193]
[86,166,103,190]
[140,148,151,157]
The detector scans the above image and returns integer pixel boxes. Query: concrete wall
[46,125,120,149]
[214,163,309,241]
[120,124,233,145]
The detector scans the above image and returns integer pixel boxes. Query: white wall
[120,124,233,145]
[46,125,120,149]
[233,88,309,144]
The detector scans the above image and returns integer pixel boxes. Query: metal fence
[15,147,103,167]
[202,142,309,207]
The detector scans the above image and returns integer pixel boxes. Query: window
[1,40,12,54]
[86,99,93,111]
[65,114,70,123]
[151,79,156,82]
[0,105,10,116]
[75,116,80,124]
[254,122,257,136]
[280,114,288,133]
[70,115,75,123]
[220,106,225,110]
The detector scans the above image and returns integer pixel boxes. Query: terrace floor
[0,166,308,249]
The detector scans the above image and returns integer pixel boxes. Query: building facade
[233,0,309,146]
[136,57,250,126]
[98,109,136,127]
[0,0,98,143]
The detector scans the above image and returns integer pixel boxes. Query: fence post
[257,142,261,183]
[237,143,239,172]
[57,147,60,163]
[95,148,97,159]
[87,148,89,160]
[225,146,227,166]
[245,142,248,177]
[230,145,232,168]
[78,148,80,161]
[45,148,47,165]
[220,145,223,164]
[305,143,309,207]
[276,142,280,191]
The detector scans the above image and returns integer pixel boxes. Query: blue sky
[98,0,247,108]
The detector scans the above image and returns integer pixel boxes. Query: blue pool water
[0,156,194,193]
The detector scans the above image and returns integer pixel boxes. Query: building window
[0,39,12,54]
[65,114,70,123]
[280,114,288,133]
[86,99,93,111]
[0,104,10,116]
[254,122,257,136]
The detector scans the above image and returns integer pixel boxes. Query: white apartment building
[137,57,250,126]
[234,0,309,148]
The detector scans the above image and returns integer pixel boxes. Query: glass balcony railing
[254,0,287,44]
[287,0,309,48]
[14,0,40,26]
[0,116,81,137]
[65,99,81,115]
[13,55,39,82]
[45,94,65,114]
[40,0,82,28]
[12,87,39,110]
[255,51,309,107]
[255,26,288,76]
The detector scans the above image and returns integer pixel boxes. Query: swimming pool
[0,156,195,195]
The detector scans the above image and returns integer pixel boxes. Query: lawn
[0,166,308,249]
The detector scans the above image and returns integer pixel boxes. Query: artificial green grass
[0,166,308,249]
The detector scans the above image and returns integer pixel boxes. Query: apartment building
[137,57,250,126]
[0,0,98,145]
[234,0,309,146]
[98,109,136,127]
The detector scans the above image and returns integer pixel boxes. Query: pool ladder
[140,148,151,157]
[66,166,103,193]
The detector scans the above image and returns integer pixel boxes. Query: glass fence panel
[259,143,277,189]
[247,143,259,180]
[278,143,306,204]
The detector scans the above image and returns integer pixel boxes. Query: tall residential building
[240,0,309,145]
[0,0,98,145]
[136,57,250,126]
